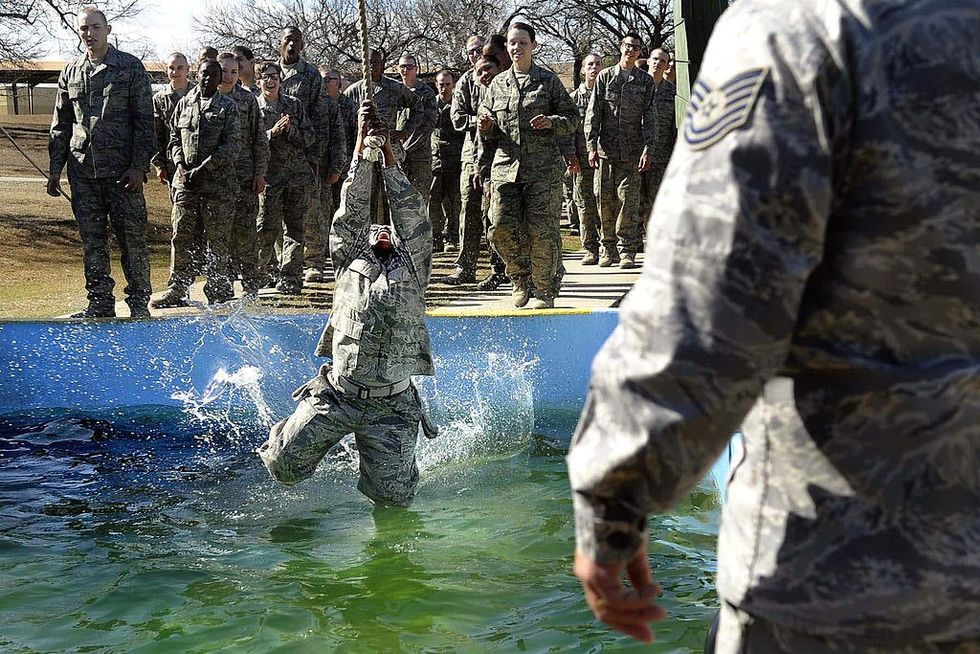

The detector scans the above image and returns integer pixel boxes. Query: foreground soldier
[567,0,980,650]
[48,7,154,319]
[259,102,435,507]
[153,59,240,307]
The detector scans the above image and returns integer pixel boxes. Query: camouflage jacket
[585,64,655,162]
[345,74,421,143]
[322,94,348,175]
[397,81,438,162]
[168,87,241,190]
[431,96,464,171]
[333,92,358,173]
[558,81,593,161]
[49,44,155,179]
[257,92,314,185]
[280,57,327,160]
[450,69,481,166]
[150,83,191,175]
[567,0,980,644]
[315,158,435,385]
[221,85,269,181]
[479,64,578,184]
[650,79,676,172]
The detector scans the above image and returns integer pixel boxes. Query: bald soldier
[48,7,154,319]
[567,0,980,651]
[151,52,191,191]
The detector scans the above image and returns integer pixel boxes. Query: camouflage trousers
[712,603,980,654]
[428,161,461,247]
[257,177,309,286]
[572,167,603,255]
[305,173,337,272]
[229,178,262,295]
[259,365,422,507]
[403,157,432,205]
[456,163,505,277]
[594,158,643,255]
[68,176,151,314]
[562,174,578,231]
[168,188,234,302]
[489,179,562,298]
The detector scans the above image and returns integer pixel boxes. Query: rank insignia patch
[683,68,769,150]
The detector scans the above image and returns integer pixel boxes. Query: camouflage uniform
[567,0,980,650]
[397,80,438,199]
[429,94,464,249]
[450,69,488,278]
[166,87,241,302]
[345,75,421,223]
[221,84,269,295]
[260,158,434,507]
[585,64,655,258]
[306,92,349,274]
[569,82,602,256]
[48,44,154,317]
[635,78,677,249]
[256,92,314,288]
[329,93,359,227]
[480,64,577,301]
[151,83,191,184]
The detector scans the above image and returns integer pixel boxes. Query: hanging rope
[0,123,71,202]
[357,0,386,159]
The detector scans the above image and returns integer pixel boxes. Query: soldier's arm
[650,90,675,166]
[250,96,270,178]
[129,63,156,173]
[150,94,167,170]
[399,83,422,136]
[585,74,603,156]
[384,165,432,285]
[167,98,187,169]
[288,102,315,149]
[329,158,374,271]
[641,82,657,159]
[199,102,241,172]
[545,76,578,137]
[47,67,73,176]
[566,9,850,565]
[327,98,346,174]
[450,76,474,133]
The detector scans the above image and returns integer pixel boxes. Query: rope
[358,0,373,102]
[0,123,72,202]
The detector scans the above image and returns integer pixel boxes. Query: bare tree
[198,0,502,78]
[1,0,144,60]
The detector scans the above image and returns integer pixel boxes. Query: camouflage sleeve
[423,88,439,132]
[250,95,269,178]
[329,158,373,271]
[641,82,656,159]
[383,165,432,286]
[450,76,474,133]
[566,11,848,565]
[547,75,577,137]
[48,66,72,176]
[288,101,315,150]
[651,88,675,167]
[310,73,328,150]
[584,75,602,155]
[399,83,422,136]
[150,93,167,169]
[202,102,241,172]
[129,63,156,173]
[328,98,346,174]
[167,97,187,167]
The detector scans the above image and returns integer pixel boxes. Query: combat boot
[619,253,637,269]
[598,248,620,268]
[512,286,531,308]
[476,271,508,291]
[438,268,476,285]
[581,251,599,265]
[304,268,326,283]
[527,296,554,309]
[69,303,116,319]
[444,242,459,253]
[128,305,151,319]
[150,287,189,309]
[276,279,303,295]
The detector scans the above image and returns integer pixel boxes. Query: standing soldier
[440,35,487,286]
[569,53,604,265]
[396,51,438,198]
[646,48,677,215]
[150,52,191,193]
[479,23,578,309]
[255,62,315,294]
[216,52,269,298]
[586,33,656,269]
[151,59,240,308]
[429,69,464,252]
[47,7,154,319]
[323,67,357,247]
[232,45,259,95]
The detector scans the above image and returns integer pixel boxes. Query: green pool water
[0,406,719,653]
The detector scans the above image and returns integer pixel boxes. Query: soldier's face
[259,67,281,95]
[476,61,499,87]
[280,31,303,64]
[369,51,384,81]
[237,56,254,80]
[507,29,534,67]
[167,56,189,86]
[398,57,417,85]
[218,58,239,93]
[323,70,341,96]
[584,55,602,82]
[369,225,393,253]
[76,13,110,53]
[650,49,670,76]
[465,38,486,66]
[199,62,221,96]
[435,74,454,101]
[621,38,643,65]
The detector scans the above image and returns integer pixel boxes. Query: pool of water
[0,403,719,653]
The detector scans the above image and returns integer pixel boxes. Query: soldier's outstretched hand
[573,545,666,643]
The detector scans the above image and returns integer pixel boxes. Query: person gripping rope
[259,101,436,507]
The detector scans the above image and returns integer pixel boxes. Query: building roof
[0,60,167,86]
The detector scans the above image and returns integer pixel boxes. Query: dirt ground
[2,115,577,318]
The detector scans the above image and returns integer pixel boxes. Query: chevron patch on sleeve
[683,68,769,151]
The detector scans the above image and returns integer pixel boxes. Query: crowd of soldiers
[48,7,677,316]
